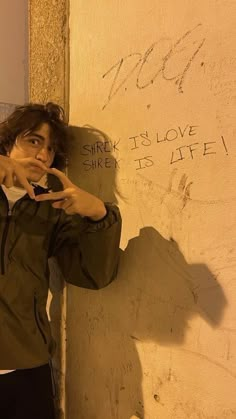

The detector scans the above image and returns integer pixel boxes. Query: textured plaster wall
[29,0,69,115]
[68,2,236,419]
[29,1,69,418]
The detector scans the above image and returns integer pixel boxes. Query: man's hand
[0,155,48,199]
[35,167,107,220]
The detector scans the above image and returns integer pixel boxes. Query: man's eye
[29,138,40,145]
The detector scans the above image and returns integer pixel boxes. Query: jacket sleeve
[51,203,122,289]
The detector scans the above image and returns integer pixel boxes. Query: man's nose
[35,147,50,163]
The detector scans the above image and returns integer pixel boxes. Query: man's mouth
[30,166,45,172]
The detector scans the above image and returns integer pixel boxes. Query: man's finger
[52,199,72,209]
[52,200,65,209]
[46,167,73,188]
[18,157,48,172]
[3,173,14,188]
[14,167,35,199]
[35,191,68,201]
[27,158,48,171]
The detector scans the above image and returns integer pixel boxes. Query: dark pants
[0,364,55,419]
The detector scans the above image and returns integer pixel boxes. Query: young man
[0,103,121,419]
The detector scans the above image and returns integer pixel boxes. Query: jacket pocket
[33,295,47,345]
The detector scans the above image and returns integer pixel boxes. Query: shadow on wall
[59,126,227,419]
[66,125,120,203]
[48,125,120,418]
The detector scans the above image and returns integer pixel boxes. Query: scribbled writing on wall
[80,140,120,171]
[78,125,228,172]
[102,24,205,109]
[128,124,229,170]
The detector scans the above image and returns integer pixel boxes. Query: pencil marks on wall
[102,24,205,109]
[128,123,228,170]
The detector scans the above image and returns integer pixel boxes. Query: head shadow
[48,124,121,416]
[65,125,120,203]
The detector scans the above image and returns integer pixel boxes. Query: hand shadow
[50,126,227,419]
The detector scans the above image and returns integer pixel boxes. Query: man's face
[9,123,55,183]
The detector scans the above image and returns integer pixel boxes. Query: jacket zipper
[33,295,47,345]
[1,206,12,275]
[0,184,50,275]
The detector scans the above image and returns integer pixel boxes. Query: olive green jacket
[0,185,121,369]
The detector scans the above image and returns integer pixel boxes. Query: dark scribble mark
[177,174,193,209]
[137,171,236,206]
[102,24,206,109]
[130,335,142,341]
[177,347,236,380]
[160,170,193,210]
[182,181,193,209]
[102,53,142,110]
[178,174,188,192]
[154,394,160,402]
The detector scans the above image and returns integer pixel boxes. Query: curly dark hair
[0,102,69,170]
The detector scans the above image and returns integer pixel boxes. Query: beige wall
[0,0,28,122]
[0,0,28,105]
[67,1,236,418]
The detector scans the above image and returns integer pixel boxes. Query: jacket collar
[31,183,51,196]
